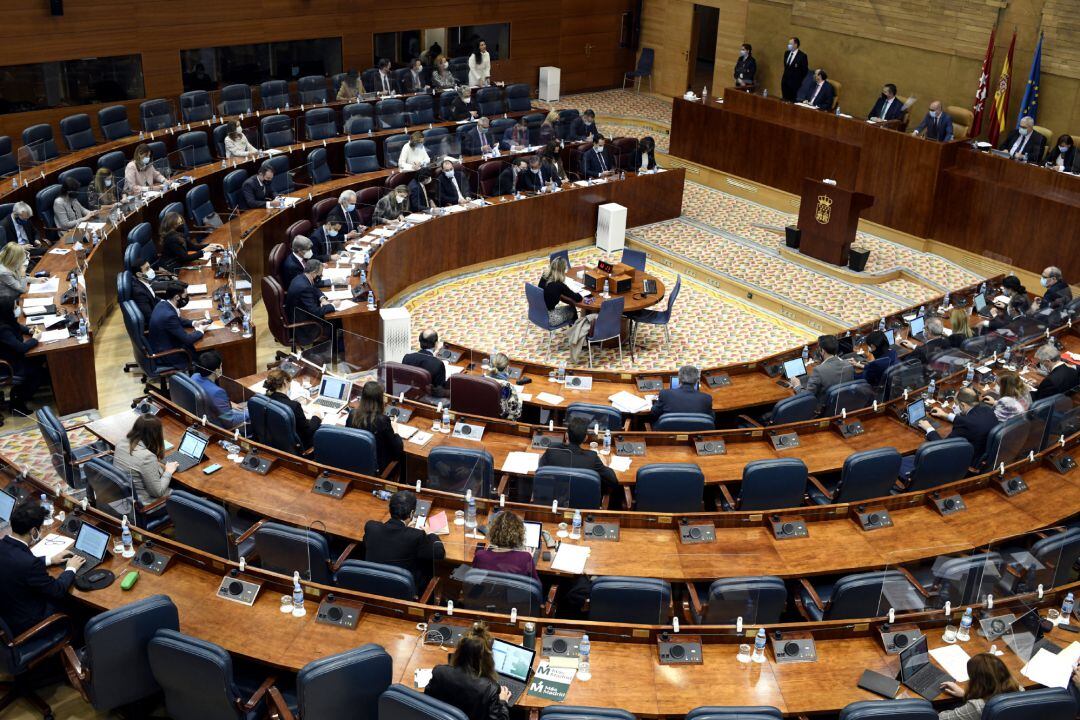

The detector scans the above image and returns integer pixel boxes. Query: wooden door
[641,0,694,96]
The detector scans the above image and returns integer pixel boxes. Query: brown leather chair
[609,137,637,171]
[262,276,324,349]
[946,106,973,140]
[267,242,289,286]
[449,374,503,418]
[356,186,384,226]
[380,361,431,400]
[569,142,593,180]
[478,160,504,196]
[310,198,339,226]
[286,219,312,243]
[826,79,841,111]
[385,171,412,189]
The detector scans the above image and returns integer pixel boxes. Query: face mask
[302,250,313,260]
[1041,277,1050,287]
[346,203,356,212]
[444,169,454,177]
[327,229,338,238]
[397,194,407,202]
[440,63,448,70]
[13,306,21,319]
[787,43,794,52]
[141,157,151,167]
[1019,127,1030,136]
[144,268,156,281]
[1060,146,1070,154]
[177,296,190,308]
[411,141,421,147]
[16,217,27,225]
[739,50,747,58]
[931,111,940,119]
[952,403,961,415]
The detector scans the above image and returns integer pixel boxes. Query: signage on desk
[452,421,485,441]
[563,375,592,390]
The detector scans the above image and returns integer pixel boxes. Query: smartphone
[202,464,222,475]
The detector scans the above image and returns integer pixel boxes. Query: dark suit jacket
[408,179,432,212]
[538,442,620,499]
[650,384,713,423]
[308,228,338,263]
[373,71,399,94]
[240,176,272,209]
[500,126,530,151]
[0,215,41,249]
[157,231,201,273]
[333,206,364,235]
[403,69,426,93]
[910,336,950,366]
[425,665,509,720]
[569,117,601,142]
[780,49,809,100]
[285,273,332,345]
[462,127,496,156]
[130,278,159,331]
[279,252,305,291]
[267,390,320,451]
[869,95,904,121]
[0,322,38,377]
[495,166,520,195]
[1033,364,1079,401]
[362,518,444,587]
[0,536,76,636]
[633,148,658,171]
[1045,145,1077,171]
[912,112,954,141]
[927,403,997,467]
[734,56,757,86]
[583,147,614,178]
[402,349,447,389]
[796,77,835,110]
[347,412,403,472]
[148,301,201,370]
[518,168,544,192]
[1041,279,1073,309]
[436,170,470,206]
[999,129,1046,164]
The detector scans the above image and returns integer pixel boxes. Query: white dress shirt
[398,143,430,171]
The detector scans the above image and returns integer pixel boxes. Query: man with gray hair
[1032,343,1079,401]
[284,258,336,346]
[336,189,363,238]
[280,235,313,290]
[999,115,1046,163]
[650,364,713,425]
[0,201,44,254]
[1035,266,1072,310]
[902,315,950,366]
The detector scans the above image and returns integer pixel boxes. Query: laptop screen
[491,638,535,683]
[909,316,925,337]
[178,430,209,460]
[523,521,542,550]
[884,329,895,346]
[906,399,927,425]
[0,488,14,524]
[782,358,806,379]
[319,376,350,401]
[74,522,110,561]
[898,635,931,681]
[974,293,987,312]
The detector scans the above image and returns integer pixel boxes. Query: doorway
[687,4,719,93]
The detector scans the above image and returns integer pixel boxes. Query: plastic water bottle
[218,439,241,455]
[878,318,886,332]
[958,608,973,641]
[120,515,134,558]
[979,282,987,295]
[291,571,306,617]
[801,345,809,362]
[577,635,591,680]
[242,314,252,338]
[835,106,841,117]
[557,361,566,383]
[763,88,768,98]
[359,267,367,285]
[1061,592,1074,621]
[441,405,451,430]
[77,314,88,343]
[372,489,392,501]
[570,509,582,539]
[1003,346,1012,365]
[943,292,951,308]
[602,278,609,298]
[926,378,936,399]
[965,364,975,385]
[367,292,376,312]
[751,627,767,662]
[602,429,611,456]
[917,305,925,317]
[465,494,477,530]
[40,493,54,526]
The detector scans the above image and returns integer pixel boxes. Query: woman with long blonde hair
[0,243,31,305]
[538,256,580,326]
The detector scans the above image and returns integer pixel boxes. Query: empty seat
[505,83,532,112]
[185,184,219,227]
[460,569,543,615]
[426,446,495,497]
[727,458,806,511]
[21,124,59,162]
[277,644,392,720]
[260,114,294,149]
[635,463,704,513]
[823,379,875,416]
[530,467,602,509]
[540,708,636,720]
[312,426,379,476]
[475,86,505,116]
[0,137,17,176]
[448,374,502,417]
[307,147,332,184]
[298,75,328,105]
[900,437,973,492]
[808,447,902,504]
[799,570,924,621]
[304,107,337,141]
[982,688,1076,720]
[59,113,96,151]
[139,99,175,132]
[763,391,817,425]
[697,576,787,624]
[166,489,254,562]
[379,685,468,720]
[838,699,936,720]
[335,561,418,600]
[344,139,379,174]
[589,576,671,624]
[176,131,212,168]
[405,94,436,124]
[218,84,253,115]
[685,706,782,720]
[343,102,375,134]
[919,551,1003,606]
[565,403,623,432]
[259,80,290,110]
[179,91,212,123]
[375,99,406,129]
[253,521,332,584]
[654,413,714,431]
[97,105,133,141]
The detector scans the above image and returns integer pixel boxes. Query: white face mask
[787,43,794,52]
[1019,127,1030,136]
[1041,277,1050,287]
[141,156,151,167]
[13,306,21,319]
[104,178,113,187]
[443,169,454,177]
[144,268,156,281]
[1059,146,1070,154]
[303,250,313,260]
[952,402,961,415]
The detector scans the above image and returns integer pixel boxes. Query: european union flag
[1018,33,1043,123]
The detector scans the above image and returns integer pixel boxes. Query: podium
[796,178,874,266]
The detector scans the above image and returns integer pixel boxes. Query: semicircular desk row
[13,456,1080,717]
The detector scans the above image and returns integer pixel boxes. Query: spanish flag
[986,30,1016,146]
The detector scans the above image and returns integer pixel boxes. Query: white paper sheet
[404,213,432,223]
[1020,644,1080,688]
[409,430,433,446]
[501,451,541,474]
[186,283,208,295]
[28,278,59,294]
[535,392,565,405]
[335,299,358,311]
[30,533,74,562]
[24,314,62,327]
[323,268,351,281]
[929,644,971,681]
[185,299,214,311]
[608,456,632,473]
[39,329,71,343]
[609,391,650,414]
[393,423,419,439]
[21,296,53,308]
[550,543,591,574]
[323,289,353,301]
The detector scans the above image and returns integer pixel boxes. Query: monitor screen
[906,399,926,424]
[670,376,679,389]
[884,329,895,346]
[0,489,14,524]
[74,522,110,560]
[491,638,535,682]
[974,293,987,312]
[319,376,349,401]
[782,358,806,379]
[898,635,931,681]
[178,430,209,460]
[523,521,542,550]
[909,316,925,337]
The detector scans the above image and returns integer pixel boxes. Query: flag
[1018,32,1043,123]
[970,27,995,136]
[987,30,1016,146]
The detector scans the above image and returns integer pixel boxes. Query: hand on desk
[164,460,179,475]
[940,681,964,698]
[789,377,802,389]
[63,554,86,573]
[929,406,950,420]
[917,419,935,433]
[499,686,512,703]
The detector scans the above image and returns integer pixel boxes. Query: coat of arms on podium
[815,195,833,224]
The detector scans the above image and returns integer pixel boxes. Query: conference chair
[166,490,256,562]
[59,113,96,151]
[526,282,574,356]
[260,114,294,149]
[523,112,545,144]
[1000,526,1080,594]
[385,171,411,191]
[838,699,936,720]
[62,595,180,713]
[620,248,646,271]
[797,569,925,621]
[0,612,72,719]
[753,391,817,426]
[565,403,624,432]
[343,103,375,134]
[653,413,714,431]
[556,109,580,140]
[84,456,169,531]
[304,108,337,141]
[623,48,654,91]
[609,137,637,171]
[437,91,461,121]
[380,361,433,400]
[684,706,781,720]
[330,72,349,96]
[505,83,531,112]
[357,185,383,225]
[475,86,505,116]
[448,374,502,417]
[223,169,248,211]
[826,79,841,110]
[97,150,127,179]
[35,408,86,491]
[147,629,274,720]
[97,105,133,141]
[218,84,253,115]
[121,301,191,382]
[261,276,325,351]
[34,184,63,240]
[0,138,17,177]
[807,447,902,504]
[310,197,339,225]
[530,467,602,509]
[375,99,406,130]
[392,67,412,91]
[253,521,337,585]
[139,99,175,132]
[405,95,436,125]
[211,123,231,158]
[259,80,290,111]
[124,222,154,260]
[460,569,547,615]
[879,359,926,400]
[37,405,107,472]
[588,577,672,624]
[169,372,210,418]
[268,644,392,720]
[312,426,384,476]
[690,576,787,625]
[421,126,449,155]
[980,413,1029,471]
[21,124,59,164]
[945,106,973,140]
[541,708,636,720]
[898,437,973,493]
[549,249,570,267]
[57,166,93,206]
[334,561,422,601]
[426,446,495,498]
[477,160,504,196]
[823,379,875,415]
[635,463,704,513]
[176,131,212,169]
[383,134,409,169]
[983,688,1077,720]
[490,117,516,147]
[265,154,294,195]
[722,457,807,511]
[379,685,469,720]
[587,296,625,367]
[180,91,212,123]
[914,551,1003,606]
[449,57,470,85]
[307,148,338,184]
[247,395,302,454]
[344,139,379,174]
[0,204,11,226]
[297,76,328,105]
[186,184,221,228]
[568,142,593,179]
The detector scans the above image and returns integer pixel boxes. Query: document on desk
[370,227,396,238]
[39,329,71,343]
[535,392,565,406]
[48,247,71,255]
[25,314,62,327]
[185,299,214,311]
[501,451,541,474]
[1021,643,1080,688]
[443,363,465,377]
[404,213,432,223]
[335,299,358,311]
[409,430,433,447]
[323,267,351,282]
[186,283,208,295]
[609,391,651,414]
[323,289,353,301]
[22,295,53,308]
[608,456,632,473]
[31,533,74,563]
[28,278,59,295]
[393,423,419,441]
[929,645,970,681]
[550,543,590,574]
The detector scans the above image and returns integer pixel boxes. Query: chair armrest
[70,450,112,466]
[600,491,610,510]
[331,542,358,572]
[798,578,825,612]
[685,582,704,618]
[623,486,633,509]
[543,583,559,616]
[234,518,266,545]
[806,475,832,500]
[643,422,653,431]
[496,473,511,497]
[143,495,170,514]
[61,644,89,701]
[621,418,631,431]
[717,484,736,510]
[240,675,276,712]
[149,347,193,363]
[284,320,323,332]
[737,414,764,428]
[10,613,69,647]
[419,576,440,604]
[379,460,399,480]
[895,566,931,599]
[267,686,296,720]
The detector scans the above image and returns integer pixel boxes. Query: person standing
[780,37,809,102]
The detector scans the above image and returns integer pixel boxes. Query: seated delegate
[125,144,167,194]
[0,296,46,416]
[570,109,601,142]
[148,285,207,371]
[496,158,528,195]
[408,169,435,212]
[538,256,580,326]
[900,316,949,365]
[280,236,313,291]
[795,68,834,110]
[224,120,259,159]
[436,159,471,206]
[938,653,1019,720]
[1035,265,1072,309]
[915,386,996,464]
[285,259,337,346]
[373,185,410,224]
[471,510,539,581]
[634,137,658,171]
[650,364,712,423]
[911,101,954,141]
[402,329,449,398]
[853,329,896,387]
[789,334,851,409]
[241,161,276,210]
[362,489,444,588]
[346,380,404,473]
[869,83,904,121]
[113,413,177,504]
[538,415,622,508]
[1045,134,1078,172]
[0,243,48,306]
[157,211,214,274]
[263,368,320,451]
[999,115,1045,164]
[425,623,512,720]
[486,353,522,420]
[398,132,430,172]
[53,177,94,231]
[1031,343,1079,400]
[0,202,45,255]
[583,135,615,179]
[191,350,248,429]
[309,216,344,262]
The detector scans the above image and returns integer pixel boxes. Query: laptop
[164,428,211,472]
[973,292,992,317]
[0,488,14,531]
[908,315,926,341]
[311,375,351,411]
[905,399,938,429]
[490,637,537,704]
[897,635,951,700]
[884,329,896,347]
[70,522,111,578]
[778,357,806,388]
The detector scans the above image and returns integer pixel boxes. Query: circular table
[569,264,666,314]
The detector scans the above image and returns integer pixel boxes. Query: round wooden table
[569,264,666,314]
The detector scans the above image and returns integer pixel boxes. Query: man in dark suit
[583,136,615,179]
[999,116,1046,164]
[519,157,546,192]
[796,68,835,110]
[363,490,445,588]
[650,365,713,424]
[148,285,205,370]
[916,387,998,467]
[570,110,601,142]
[1035,266,1072,310]
[462,117,496,156]
[374,58,398,94]
[781,37,809,102]
[280,236,312,291]
[129,261,162,331]
[496,158,528,195]
[0,502,85,636]
[538,416,623,508]
[1032,344,1079,401]
[334,191,365,240]
[436,159,470,206]
[869,83,905,121]
[241,161,275,209]
[403,58,427,93]
[500,118,530,151]
[408,169,434,212]
[0,202,45,256]
[912,101,954,141]
[901,316,950,366]
[308,217,343,263]
[633,137,658,171]
[285,259,336,346]
[402,329,449,397]
[791,334,853,410]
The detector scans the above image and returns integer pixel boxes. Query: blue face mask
[346,203,356,212]
[327,229,338,238]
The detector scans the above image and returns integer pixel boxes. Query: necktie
[810,84,821,104]
[382,74,389,92]
[788,51,795,66]
[883,99,891,117]
[597,151,606,172]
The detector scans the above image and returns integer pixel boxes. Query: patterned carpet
[536,90,674,127]
[0,413,97,487]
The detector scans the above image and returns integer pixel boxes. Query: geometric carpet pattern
[535,89,674,127]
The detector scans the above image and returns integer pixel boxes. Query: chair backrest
[218,83,253,115]
[523,112,545,143]
[769,391,817,425]
[140,99,175,131]
[476,86,505,116]
[739,458,807,510]
[609,137,637,171]
[185,184,216,226]
[266,154,292,195]
[345,139,379,174]
[838,699,936,720]
[591,296,625,341]
[556,109,580,140]
[84,457,137,522]
[57,166,93,206]
[383,134,409,168]
[833,447,902,504]
[460,569,543,614]
[0,138,16,177]
[981,413,1030,470]
[636,48,655,74]
[526,282,556,330]
[22,124,59,161]
[343,102,375,134]
[335,561,418,600]
[505,83,531,112]
[222,169,248,210]
[827,570,916,620]
[312,426,379,476]
[982,688,1077,720]
[438,91,460,120]
[635,463,704,512]
[589,576,671,624]
[381,360,432,399]
[166,490,238,561]
[260,114,294,149]
[448,374,502,417]
[211,123,231,158]
[98,105,133,141]
[260,275,293,345]
[1027,392,1072,452]
[1029,527,1080,588]
[259,80,290,110]
[126,221,152,249]
[375,99,406,130]
[59,113,96,151]
[704,576,787,624]
[311,197,339,226]
[116,270,134,304]
[176,131,212,168]
[97,150,128,176]
[565,403,623,432]
[405,94,435,124]
[426,446,495,497]
[169,372,209,418]
[540,707,636,720]
[356,185,383,223]
[35,183,62,236]
[298,75,329,105]
[247,394,302,454]
[148,629,246,720]
[905,437,974,492]
[254,521,332,584]
[945,106,973,140]
[823,379,874,416]
[684,706,782,720]
[36,406,78,489]
[179,91,212,123]
[620,247,646,271]
[305,107,337,141]
[654,413,714,431]
[932,552,1003,606]
[298,644,392,720]
[308,147,331,184]
[478,160,504,196]
[531,466,602,509]
[489,117,515,139]
[379,685,469,720]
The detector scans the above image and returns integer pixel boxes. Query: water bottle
[291,571,306,617]
[1061,592,1074,621]
[40,493,54,526]
[602,278,609,298]
[958,607,973,641]
[218,439,241,455]
[578,634,591,680]
[943,292,951,308]
[557,361,566,383]
[523,622,537,650]
[465,494,477,530]
[965,364,975,385]
[372,489,392,501]
[926,378,936,399]
[979,282,987,295]
[763,88,768,98]
[1003,346,1012,365]
[441,405,451,430]
[917,305,925,317]
[751,627,767,662]
[242,314,252,338]
[367,292,376,312]
[120,515,134,557]
[702,85,707,100]
[359,267,367,285]
[77,314,88,343]
[835,105,841,117]
[878,317,886,332]
[801,345,809,362]
[571,509,582,539]
[602,429,611,456]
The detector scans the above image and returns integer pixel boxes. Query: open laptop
[490,637,537,704]
[70,522,111,578]
[778,357,807,388]
[905,399,939,430]
[164,428,210,472]
[897,635,951,700]
[908,315,926,342]
[973,292,992,317]
[311,375,351,411]
[884,329,896,347]
[1003,608,1059,661]
[0,488,15,531]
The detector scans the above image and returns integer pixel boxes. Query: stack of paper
[28,278,59,295]
[185,299,214,311]
[370,227,396,238]
[394,423,419,439]
[609,391,651,414]
[535,392,565,406]
[501,452,541,474]
[39,329,71,343]
[323,267,351,282]
[22,296,53,309]
[1021,642,1080,688]
[409,431,433,446]
[404,213,432,223]
[551,543,591,574]
[324,289,354,301]
[186,283,208,295]
[928,645,970,681]
[608,456,632,473]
